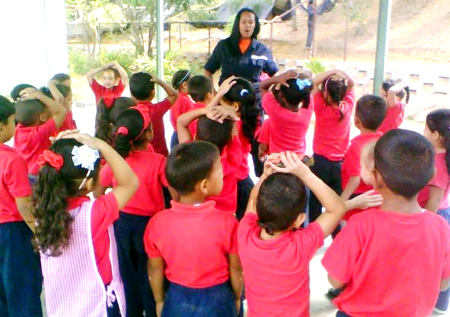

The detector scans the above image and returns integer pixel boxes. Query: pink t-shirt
[90,79,125,105]
[0,144,32,224]
[262,92,313,155]
[312,90,356,161]
[67,193,119,285]
[13,118,58,175]
[341,131,382,194]
[144,200,239,288]
[100,148,168,217]
[59,111,77,132]
[322,208,450,317]
[138,99,172,156]
[238,213,324,317]
[378,100,405,134]
[170,92,194,132]
[418,152,450,209]
[207,136,242,213]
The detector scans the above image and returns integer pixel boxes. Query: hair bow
[296,78,312,91]
[72,145,100,190]
[38,150,64,171]
[240,89,249,97]
[117,127,129,136]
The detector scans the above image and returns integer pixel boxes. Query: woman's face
[239,11,256,39]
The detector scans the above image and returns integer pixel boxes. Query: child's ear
[354,116,362,129]
[39,113,48,123]
[294,213,306,229]
[85,178,96,192]
[372,169,384,191]
[199,179,208,195]
[146,126,154,141]
[205,91,214,103]
[232,101,240,112]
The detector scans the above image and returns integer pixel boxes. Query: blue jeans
[162,282,237,317]
[435,206,450,312]
[114,212,155,317]
[0,221,42,317]
[170,131,179,150]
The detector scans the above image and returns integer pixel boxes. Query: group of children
[1,58,450,317]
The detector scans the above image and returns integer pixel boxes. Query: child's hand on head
[279,70,297,87]
[49,129,80,143]
[149,73,163,85]
[62,132,103,150]
[349,190,383,210]
[19,89,42,101]
[207,105,238,123]
[263,154,278,176]
[217,76,237,97]
[271,151,310,178]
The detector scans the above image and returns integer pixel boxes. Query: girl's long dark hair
[33,139,100,256]
[322,78,348,122]
[272,76,312,111]
[223,78,258,140]
[426,109,450,178]
[114,108,146,158]
[95,97,136,143]
[227,8,261,56]
[382,79,410,104]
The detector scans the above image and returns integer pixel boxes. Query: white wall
[0,0,67,96]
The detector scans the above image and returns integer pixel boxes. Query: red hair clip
[38,150,64,171]
[117,126,129,136]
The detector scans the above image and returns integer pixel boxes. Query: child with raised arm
[322,129,450,317]
[177,77,242,214]
[185,75,215,137]
[33,132,139,317]
[13,87,67,180]
[307,69,356,226]
[378,79,410,133]
[170,69,193,148]
[94,106,168,317]
[0,96,42,317]
[48,80,77,131]
[238,151,346,317]
[129,72,178,156]
[145,141,242,317]
[86,61,128,104]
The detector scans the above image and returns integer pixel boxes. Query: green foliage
[68,47,136,75]
[304,58,326,75]
[132,50,191,82]
[343,0,369,36]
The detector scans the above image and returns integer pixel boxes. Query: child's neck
[259,225,295,241]
[179,193,207,205]
[134,141,149,151]
[359,127,377,135]
[434,144,446,154]
[380,191,423,215]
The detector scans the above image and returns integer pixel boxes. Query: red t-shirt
[341,131,382,194]
[257,118,270,146]
[322,208,450,317]
[170,92,194,132]
[144,200,239,288]
[67,192,119,285]
[418,152,450,209]
[187,102,207,138]
[13,118,58,175]
[238,213,324,317]
[262,92,313,155]
[138,99,172,156]
[207,136,242,213]
[312,90,356,161]
[90,79,125,105]
[59,111,77,132]
[100,148,168,217]
[378,100,405,134]
[0,144,32,224]
[236,120,258,181]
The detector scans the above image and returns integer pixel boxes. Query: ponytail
[426,109,450,178]
[223,78,258,140]
[114,108,146,158]
[33,165,72,256]
[323,78,347,122]
[95,98,113,143]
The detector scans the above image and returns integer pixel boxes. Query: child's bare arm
[228,254,244,312]
[111,61,128,86]
[21,90,67,129]
[424,185,444,213]
[272,152,347,237]
[148,256,165,317]
[441,278,450,291]
[245,159,275,214]
[340,176,361,201]
[259,70,297,95]
[387,81,409,107]
[63,133,139,209]
[345,190,383,211]
[85,63,110,86]
[328,274,346,289]
[93,185,107,199]
[151,75,178,105]
[48,80,64,106]
[176,107,209,143]
[15,196,35,232]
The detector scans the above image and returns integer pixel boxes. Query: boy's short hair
[129,72,155,101]
[103,67,120,79]
[15,99,46,126]
[355,94,387,130]
[10,84,37,101]
[256,173,307,235]
[56,84,72,98]
[166,141,220,195]
[0,96,15,125]
[374,129,434,199]
[196,116,233,153]
[51,73,71,83]
[188,75,213,102]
